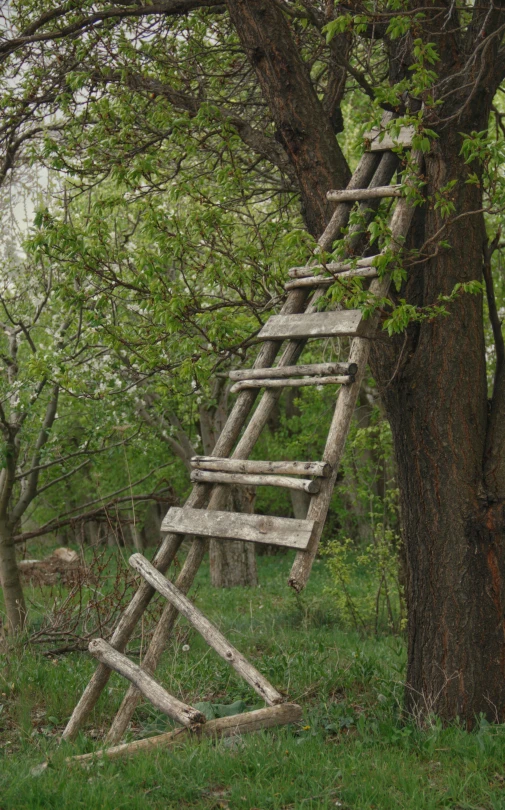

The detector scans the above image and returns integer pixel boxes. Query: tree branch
[0,1,224,62]
[13,490,174,544]
[11,385,59,523]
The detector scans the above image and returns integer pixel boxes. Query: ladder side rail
[102,149,391,745]
[289,151,424,591]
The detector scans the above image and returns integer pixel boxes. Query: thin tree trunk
[0,520,26,632]
[210,486,258,588]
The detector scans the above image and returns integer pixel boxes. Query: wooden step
[257,310,364,341]
[285,267,378,290]
[364,125,415,151]
[229,362,355,381]
[161,507,316,550]
[326,185,402,202]
[190,469,320,494]
[288,256,378,279]
[191,457,332,478]
[230,375,353,393]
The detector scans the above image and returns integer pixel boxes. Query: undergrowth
[1,552,505,809]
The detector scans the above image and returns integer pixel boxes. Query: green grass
[2,552,505,809]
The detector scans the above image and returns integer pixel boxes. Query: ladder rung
[190,469,320,494]
[326,185,402,202]
[191,457,332,478]
[88,638,206,727]
[364,125,415,151]
[129,554,283,706]
[161,507,316,550]
[285,267,378,290]
[230,375,353,393]
[288,256,378,278]
[257,311,364,341]
[229,362,355,381]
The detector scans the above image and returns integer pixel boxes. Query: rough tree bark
[371,127,503,723]
[226,0,351,235]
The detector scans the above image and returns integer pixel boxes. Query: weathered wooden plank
[285,267,378,290]
[230,375,352,393]
[67,704,303,764]
[190,469,320,494]
[326,184,402,202]
[229,362,355,381]
[88,639,206,727]
[364,125,415,151]
[161,507,315,550]
[191,457,332,478]
[129,554,282,705]
[258,310,364,341]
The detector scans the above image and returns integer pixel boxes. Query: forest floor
[1,549,505,809]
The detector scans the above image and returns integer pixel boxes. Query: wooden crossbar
[129,554,283,705]
[88,638,206,726]
[66,704,302,764]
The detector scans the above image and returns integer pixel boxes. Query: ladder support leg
[130,553,283,706]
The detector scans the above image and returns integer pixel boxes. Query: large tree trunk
[0,520,26,633]
[226,0,350,236]
[371,121,505,723]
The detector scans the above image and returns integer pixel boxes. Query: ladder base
[66,703,303,764]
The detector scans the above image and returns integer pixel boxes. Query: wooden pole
[287,255,378,279]
[326,184,402,201]
[285,268,378,290]
[130,553,283,705]
[88,639,206,726]
[230,375,352,393]
[190,469,320,493]
[67,704,302,764]
[229,361,355,380]
[191,457,331,478]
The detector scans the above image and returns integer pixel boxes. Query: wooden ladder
[63,121,422,761]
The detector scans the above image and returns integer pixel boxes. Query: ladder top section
[162,507,317,550]
[363,125,414,151]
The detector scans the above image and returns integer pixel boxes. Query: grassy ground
[2,551,505,809]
